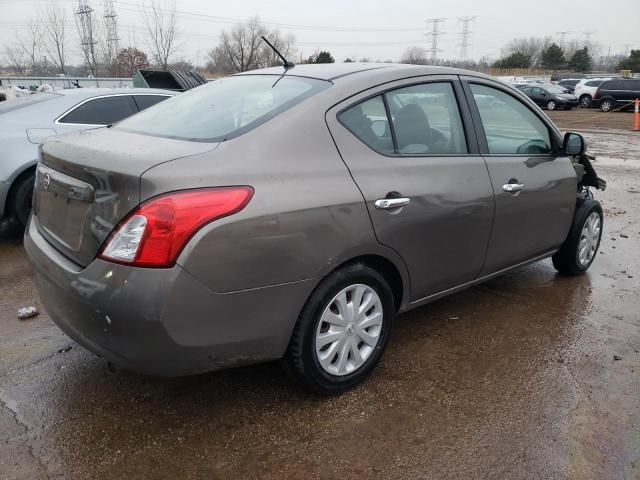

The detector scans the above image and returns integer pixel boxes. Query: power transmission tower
[622,44,632,56]
[104,0,120,69]
[582,30,596,46]
[425,18,446,63]
[457,16,477,60]
[556,31,571,49]
[76,0,99,75]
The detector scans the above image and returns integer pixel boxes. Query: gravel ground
[0,114,639,479]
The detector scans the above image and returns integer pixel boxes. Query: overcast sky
[1,0,638,67]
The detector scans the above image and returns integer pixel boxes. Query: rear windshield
[0,92,60,114]
[116,75,331,142]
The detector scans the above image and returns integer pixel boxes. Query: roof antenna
[261,35,295,69]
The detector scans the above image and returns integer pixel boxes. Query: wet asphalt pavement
[1,122,639,479]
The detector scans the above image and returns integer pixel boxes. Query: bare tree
[142,0,179,69]
[502,37,552,67]
[401,47,427,65]
[40,5,68,74]
[207,18,298,75]
[260,29,296,67]
[20,20,45,75]
[4,42,28,75]
[209,17,266,74]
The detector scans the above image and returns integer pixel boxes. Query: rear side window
[340,96,394,154]
[585,80,603,87]
[116,75,330,142]
[59,95,137,125]
[602,81,621,90]
[470,84,552,155]
[133,94,170,111]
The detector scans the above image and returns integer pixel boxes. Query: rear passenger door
[326,76,495,302]
[462,78,577,275]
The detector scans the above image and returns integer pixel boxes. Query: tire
[600,99,614,112]
[579,95,591,108]
[552,199,603,275]
[8,172,35,228]
[546,100,557,111]
[284,262,395,394]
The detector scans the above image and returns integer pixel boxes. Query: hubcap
[548,101,556,110]
[578,212,601,267]
[315,284,383,376]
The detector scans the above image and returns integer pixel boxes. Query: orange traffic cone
[633,98,640,132]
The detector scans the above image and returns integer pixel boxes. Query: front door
[326,77,495,301]
[463,79,577,274]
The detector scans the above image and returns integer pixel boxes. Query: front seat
[394,104,432,153]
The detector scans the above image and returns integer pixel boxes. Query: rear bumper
[24,217,313,376]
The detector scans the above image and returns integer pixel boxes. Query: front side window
[339,96,394,154]
[339,82,467,156]
[585,80,602,87]
[470,84,552,155]
[59,95,137,125]
[116,75,330,142]
[385,82,467,155]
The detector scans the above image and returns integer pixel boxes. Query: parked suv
[592,79,640,112]
[25,64,605,393]
[573,78,611,108]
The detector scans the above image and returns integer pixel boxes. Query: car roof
[235,62,483,83]
[55,87,175,97]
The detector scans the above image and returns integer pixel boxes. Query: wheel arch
[4,161,37,219]
[311,247,410,313]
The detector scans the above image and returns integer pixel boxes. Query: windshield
[116,75,331,142]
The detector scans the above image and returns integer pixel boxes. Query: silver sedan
[0,87,174,226]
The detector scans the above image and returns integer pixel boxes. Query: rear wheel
[8,172,35,228]
[600,99,614,112]
[552,199,603,275]
[579,95,592,108]
[284,263,395,394]
[546,100,557,111]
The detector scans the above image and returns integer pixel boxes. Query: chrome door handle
[502,183,524,193]
[374,197,410,209]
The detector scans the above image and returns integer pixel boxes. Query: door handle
[502,183,524,193]
[374,197,410,209]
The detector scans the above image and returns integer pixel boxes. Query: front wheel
[552,199,603,275]
[284,263,395,394]
[546,100,557,111]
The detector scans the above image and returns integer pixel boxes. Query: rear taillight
[99,187,254,267]
[592,89,599,99]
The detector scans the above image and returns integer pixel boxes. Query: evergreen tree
[540,43,565,69]
[569,47,592,72]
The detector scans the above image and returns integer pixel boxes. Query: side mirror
[563,132,586,156]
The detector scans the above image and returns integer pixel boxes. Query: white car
[573,78,611,108]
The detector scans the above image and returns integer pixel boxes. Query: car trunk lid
[33,128,217,267]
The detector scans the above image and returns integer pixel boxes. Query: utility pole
[556,31,571,49]
[622,44,632,56]
[76,0,99,76]
[457,16,477,60]
[425,18,446,63]
[103,0,120,74]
